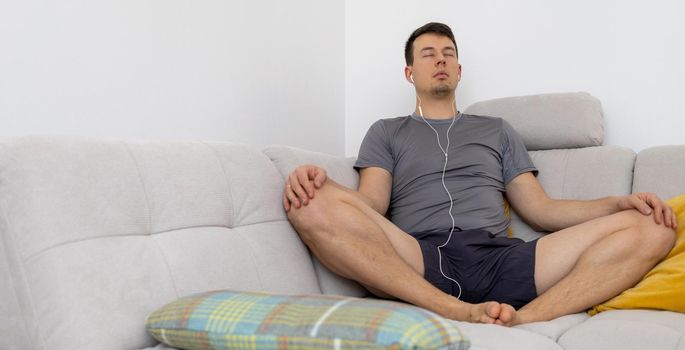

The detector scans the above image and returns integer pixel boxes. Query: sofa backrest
[465,92,636,241]
[464,92,604,150]
[633,145,685,200]
[512,146,635,241]
[0,137,322,350]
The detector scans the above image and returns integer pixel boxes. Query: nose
[435,54,446,66]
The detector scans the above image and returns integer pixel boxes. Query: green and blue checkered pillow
[146,290,469,350]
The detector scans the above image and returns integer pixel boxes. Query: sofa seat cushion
[146,290,470,350]
[455,322,563,350]
[514,313,589,342]
[558,310,685,350]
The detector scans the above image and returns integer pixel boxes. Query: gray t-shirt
[354,113,537,237]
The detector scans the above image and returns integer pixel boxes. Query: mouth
[433,71,449,79]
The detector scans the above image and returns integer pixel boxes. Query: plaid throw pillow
[146,290,469,350]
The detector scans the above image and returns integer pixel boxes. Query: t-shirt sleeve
[501,119,538,184]
[354,120,394,174]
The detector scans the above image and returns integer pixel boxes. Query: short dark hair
[404,22,458,66]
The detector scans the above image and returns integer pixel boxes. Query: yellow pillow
[589,194,685,315]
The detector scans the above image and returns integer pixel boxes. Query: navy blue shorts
[415,229,538,309]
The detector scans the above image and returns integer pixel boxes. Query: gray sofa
[1,92,684,350]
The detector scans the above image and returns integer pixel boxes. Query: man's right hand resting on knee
[283,164,327,212]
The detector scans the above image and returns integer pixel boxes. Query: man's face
[409,33,461,97]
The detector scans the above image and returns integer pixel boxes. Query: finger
[313,168,327,188]
[292,172,311,204]
[296,166,314,198]
[632,196,652,216]
[297,168,315,198]
[663,205,674,228]
[648,198,663,225]
[664,205,675,229]
[283,192,290,212]
[285,183,301,209]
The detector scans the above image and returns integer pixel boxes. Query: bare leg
[513,209,675,324]
[287,180,516,324]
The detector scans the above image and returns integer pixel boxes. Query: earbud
[410,74,415,83]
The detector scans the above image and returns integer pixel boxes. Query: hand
[283,165,327,212]
[617,192,677,229]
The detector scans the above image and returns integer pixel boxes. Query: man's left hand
[617,192,677,229]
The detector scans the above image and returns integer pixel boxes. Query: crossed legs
[287,180,515,324]
[515,208,676,324]
[287,180,676,325]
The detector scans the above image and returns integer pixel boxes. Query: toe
[485,302,502,319]
[497,304,516,326]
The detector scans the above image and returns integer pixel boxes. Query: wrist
[609,195,625,213]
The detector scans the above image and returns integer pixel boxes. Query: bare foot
[449,301,517,325]
[506,307,535,326]
[494,303,516,326]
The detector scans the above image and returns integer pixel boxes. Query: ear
[404,66,413,84]
[457,63,462,81]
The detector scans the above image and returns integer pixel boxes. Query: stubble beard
[431,83,453,98]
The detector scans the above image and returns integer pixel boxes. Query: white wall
[346,0,685,156]
[4,1,683,158]
[0,0,346,155]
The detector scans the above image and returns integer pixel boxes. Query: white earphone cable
[417,94,463,300]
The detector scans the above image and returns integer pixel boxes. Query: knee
[624,210,676,261]
[286,181,347,242]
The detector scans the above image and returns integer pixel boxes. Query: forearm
[507,173,676,233]
[533,196,622,232]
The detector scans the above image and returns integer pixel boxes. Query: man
[283,22,677,326]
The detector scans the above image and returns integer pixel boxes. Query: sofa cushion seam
[235,228,266,289]
[124,142,180,298]
[0,200,37,348]
[0,144,47,348]
[561,149,571,198]
[676,329,685,349]
[201,141,235,228]
[22,220,291,264]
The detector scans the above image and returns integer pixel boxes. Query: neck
[414,94,458,119]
